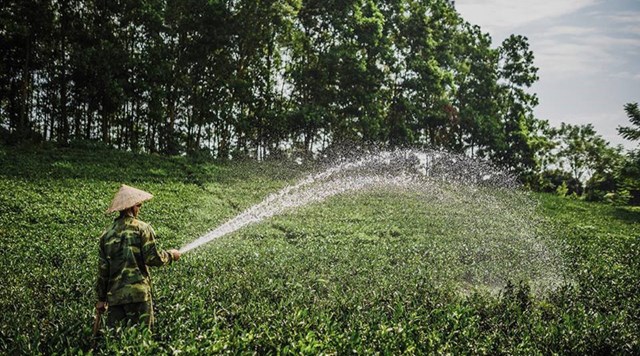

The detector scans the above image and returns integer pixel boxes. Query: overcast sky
[456,0,640,150]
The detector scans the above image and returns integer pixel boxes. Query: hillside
[0,146,638,354]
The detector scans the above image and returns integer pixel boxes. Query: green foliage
[555,181,568,197]
[530,120,630,204]
[617,149,640,205]
[1,0,548,177]
[618,102,640,142]
[490,35,540,177]
[1,146,639,353]
[612,102,640,204]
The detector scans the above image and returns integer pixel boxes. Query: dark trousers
[107,301,154,329]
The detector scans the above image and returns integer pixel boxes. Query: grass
[0,145,638,354]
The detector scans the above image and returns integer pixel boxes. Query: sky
[456,0,640,150]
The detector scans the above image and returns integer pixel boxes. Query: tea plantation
[1,146,639,354]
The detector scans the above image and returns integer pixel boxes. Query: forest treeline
[1,0,639,203]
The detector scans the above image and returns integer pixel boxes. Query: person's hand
[96,301,107,313]
[169,249,181,261]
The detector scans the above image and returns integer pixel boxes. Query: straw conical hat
[106,184,154,213]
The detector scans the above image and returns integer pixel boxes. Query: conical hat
[106,184,154,213]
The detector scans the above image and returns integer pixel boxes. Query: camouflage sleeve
[96,236,109,302]
[141,224,173,267]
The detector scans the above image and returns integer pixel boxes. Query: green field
[1,146,639,354]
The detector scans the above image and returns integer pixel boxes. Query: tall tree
[616,101,640,204]
[391,0,457,147]
[554,123,616,183]
[286,0,342,152]
[1,0,54,141]
[0,0,553,175]
[618,102,640,142]
[493,35,539,175]
[452,23,500,156]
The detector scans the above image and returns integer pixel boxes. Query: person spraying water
[95,184,181,334]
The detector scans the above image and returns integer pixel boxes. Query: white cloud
[587,34,640,48]
[533,39,619,75]
[601,11,640,24]
[611,72,640,80]
[531,25,640,77]
[540,25,596,37]
[598,9,640,34]
[456,0,600,37]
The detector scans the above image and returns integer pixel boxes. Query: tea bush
[0,146,638,354]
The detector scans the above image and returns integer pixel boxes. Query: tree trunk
[74,100,82,139]
[9,79,19,133]
[17,38,32,139]
[85,107,92,140]
[101,109,110,144]
[196,123,202,150]
[166,95,177,154]
[59,40,69,144]
[218,123,230,160]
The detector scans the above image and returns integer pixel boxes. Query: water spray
[177,148,566,292]
[179,148,514,253]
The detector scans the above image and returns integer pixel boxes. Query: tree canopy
[3,0,637,204]
[1,1,539,164]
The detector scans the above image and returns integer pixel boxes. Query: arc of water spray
[179,151,427,253]
[177,149,567,293]
[177,148,519,254]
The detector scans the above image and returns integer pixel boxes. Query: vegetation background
[1,146,639,354]
[2,0,639,202]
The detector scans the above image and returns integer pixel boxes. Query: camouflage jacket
[96,215,174,305]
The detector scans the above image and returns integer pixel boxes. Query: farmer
[95,184,181,329]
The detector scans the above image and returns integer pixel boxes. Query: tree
[492,35,539,176]
[583,144,626,202]
[0,0,54,142]
[286,0,344,152]
[616,101,640,204]
[0,0,553,172]
[555,123,607,182]
[391,0,458,148]
[523,119,559,190]
[539,122,623,200]
[618,102,640,142]
[452,23,500,156]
